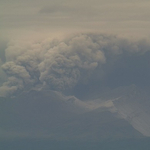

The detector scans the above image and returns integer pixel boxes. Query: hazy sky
[1,0,150,40]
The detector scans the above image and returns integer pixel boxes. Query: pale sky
[1,0,150,40]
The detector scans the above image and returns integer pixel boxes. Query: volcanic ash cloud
[0,33,150,97]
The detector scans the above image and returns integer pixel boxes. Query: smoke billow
[0,33,150,97]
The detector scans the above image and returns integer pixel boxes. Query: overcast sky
[1,0,150,40]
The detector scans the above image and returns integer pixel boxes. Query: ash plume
[0,33,150,97]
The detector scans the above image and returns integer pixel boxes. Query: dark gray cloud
[0,60,7,86]
[39,4,98,18]
[39,4,74,14]
[0,33,150,97]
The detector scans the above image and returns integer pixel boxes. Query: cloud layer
[1,0,150,41]
[0,33,150,97]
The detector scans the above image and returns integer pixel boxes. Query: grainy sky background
[1,0,150,40]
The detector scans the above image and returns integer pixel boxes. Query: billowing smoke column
[0,33,150,97]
